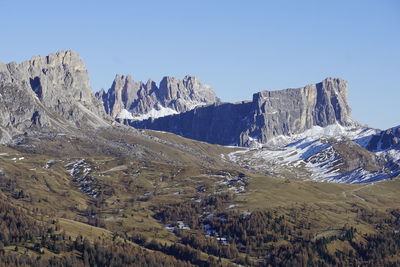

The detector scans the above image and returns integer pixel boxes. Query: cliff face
[131,78,354,147]
[366,126,400,151]
[130,101,253,145]
[98,75,219,120]
[0,50,108,144]
[241,78,352,145]
[0,51,354,148]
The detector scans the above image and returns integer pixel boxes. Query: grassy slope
[237,173,400,235]
[1,127,400,264]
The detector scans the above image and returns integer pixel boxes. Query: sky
[0,0,399,129]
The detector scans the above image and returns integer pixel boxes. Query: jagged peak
[101,73,218,119]
[110,74,206,89]
[321,77,347,83]
[319,77,348,92]
[183,75,197,82]
[159,75,179,86]
[114,74,133,80]
[160,75,200,85]
[2,50,87,73]
[145,79,156,86]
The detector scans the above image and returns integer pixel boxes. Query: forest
[1,179,400,266]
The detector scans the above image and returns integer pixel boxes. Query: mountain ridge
[97,74,219,120]
[1,50,399,184]
[130,77,354,147]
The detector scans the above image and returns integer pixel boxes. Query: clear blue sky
[1,0,399,129]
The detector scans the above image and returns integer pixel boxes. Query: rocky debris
[64,159,100,198]
[44,160,57,169]
[132,78,354,147]
[218,172,248,194]
[196,185,207,193]
[332,141,381,173]
[165,221,191,232]
[0,50,110,144]
[97,74,219,119]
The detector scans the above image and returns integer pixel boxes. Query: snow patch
[116,109,134,120]
[228,123,398,184]
[131,105,178,120]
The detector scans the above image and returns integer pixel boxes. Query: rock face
[97,74,219,120]
[0,50,108,144]
[367,126,400,151]
[242,77,352,145]
[132,101,254,146]
[131,78,354,146]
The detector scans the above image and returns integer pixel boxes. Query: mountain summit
[131,78,354,146]
[97,74,219,120]
[0,50,108,144]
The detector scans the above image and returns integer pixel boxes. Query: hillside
[1,140,400,266]
[1,51,400,266]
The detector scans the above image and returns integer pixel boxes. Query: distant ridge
[129,78,354,146]
[97,74,219,120]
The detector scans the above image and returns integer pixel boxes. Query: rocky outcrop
[367,126,400,151]
[241,77,352,145]
[131,78,354,146]
[98,74,219,120]
[0,50,109,144]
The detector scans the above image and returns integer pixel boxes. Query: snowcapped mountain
[1,50,397,184]
[125,77,400,183]
[97,74,219,120]
[228,123,400,184]
[123,77,399,184]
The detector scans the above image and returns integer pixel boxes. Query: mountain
[0,51,235,167]
[126,78,400,183]
[97,74,219,120]
[1,51,400,266]
[228,124,400,183]
[0,50,109,144]
[130,78,354,147]
[366,125,400,151]
[7,51,393,185]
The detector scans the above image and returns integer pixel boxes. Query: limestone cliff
[240,77,352,145]
[98,74,219,120]
[131,78,354,146]
[0,50,109,144]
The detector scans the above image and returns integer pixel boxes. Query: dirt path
[101,165,127,173]
[344,182,375,202]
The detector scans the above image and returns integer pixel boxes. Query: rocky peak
[158,76,180,101]
[131,78,355,147]
[1,50,103,110]
[99,74,219,120]
[0,50,108,144]
[105,74,143,117]
[241,77,353,145]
